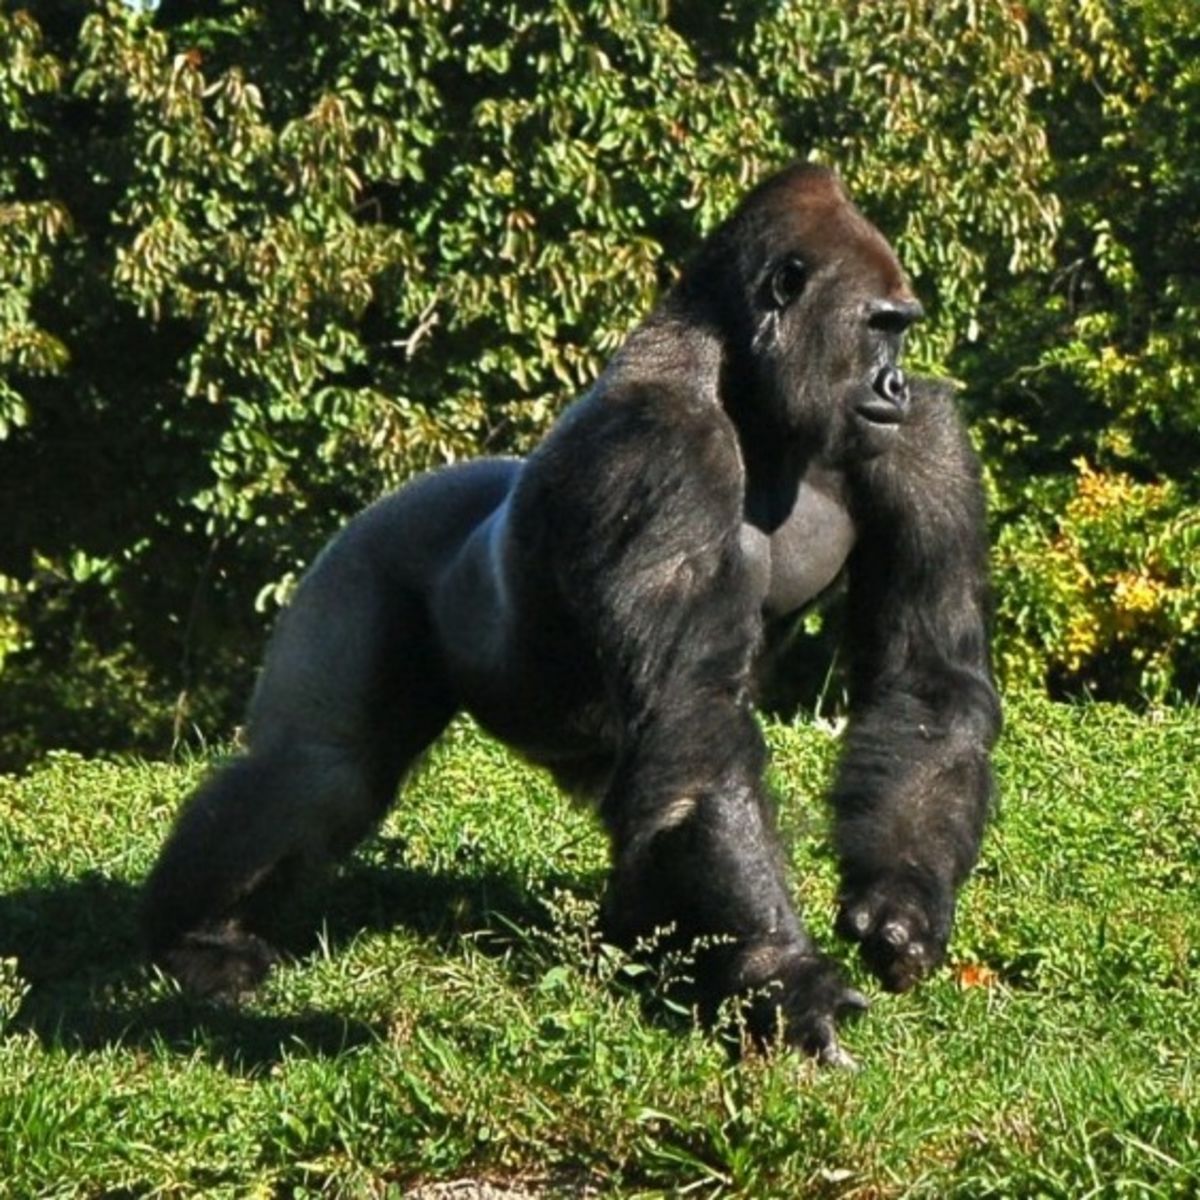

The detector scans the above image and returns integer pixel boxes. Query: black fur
[142,165,1000,1063]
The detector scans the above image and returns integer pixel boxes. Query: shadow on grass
[317,835,597,955]
[0,847,600,1073]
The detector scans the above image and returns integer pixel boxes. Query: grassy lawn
[0,696,1197,1197]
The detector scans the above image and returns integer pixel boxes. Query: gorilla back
[142,164,999,1065]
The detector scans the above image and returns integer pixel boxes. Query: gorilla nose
[856,365,910,425]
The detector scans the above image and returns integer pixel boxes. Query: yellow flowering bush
[995,460,1199,700]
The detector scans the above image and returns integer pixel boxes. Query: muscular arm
[833,379,1001,991]
[517,378,866,1059]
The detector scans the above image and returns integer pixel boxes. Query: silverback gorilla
[143,165,1000,1065]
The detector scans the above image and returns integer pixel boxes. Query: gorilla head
[681,164,924,459]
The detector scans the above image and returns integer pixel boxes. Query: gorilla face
[698,164,923,460]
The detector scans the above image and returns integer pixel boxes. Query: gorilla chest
[740,474,856,618]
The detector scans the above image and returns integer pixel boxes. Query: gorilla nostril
[874,365,909,405]
[855,365,910,427]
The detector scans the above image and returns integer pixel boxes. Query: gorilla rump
[142,164,1000,1065]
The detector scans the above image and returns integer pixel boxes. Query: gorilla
[142,164,1000,1065]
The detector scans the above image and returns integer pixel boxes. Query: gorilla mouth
[854,364,910,426]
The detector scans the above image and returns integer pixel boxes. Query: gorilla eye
[768,256,808,309]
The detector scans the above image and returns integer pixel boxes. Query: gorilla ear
[768,255,809,310]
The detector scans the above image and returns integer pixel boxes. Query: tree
[4,0,1190,766]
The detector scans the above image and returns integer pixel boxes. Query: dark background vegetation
[1,0,1197,768]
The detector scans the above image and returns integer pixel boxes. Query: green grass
[0,696,1197,1198]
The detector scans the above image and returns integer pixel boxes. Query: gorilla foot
[158,923,280,999]
[836,871,953,992]
[724,946,869,1067]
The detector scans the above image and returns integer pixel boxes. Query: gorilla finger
[818,1040,860,1071]
[800,1013,861,1071]
[839,987,871,1016]
[870,938,939,993]
[836,897,882,941]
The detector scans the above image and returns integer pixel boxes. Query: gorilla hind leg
[142,732,447,997]
[142,755,297,996]
[142,573,458,996]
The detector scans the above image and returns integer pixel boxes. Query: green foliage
[0,9,70,438]
[1,706,1198,1195]
[748,0,1060,366]
[968,0,1200,701]
[0,0,1195,763]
